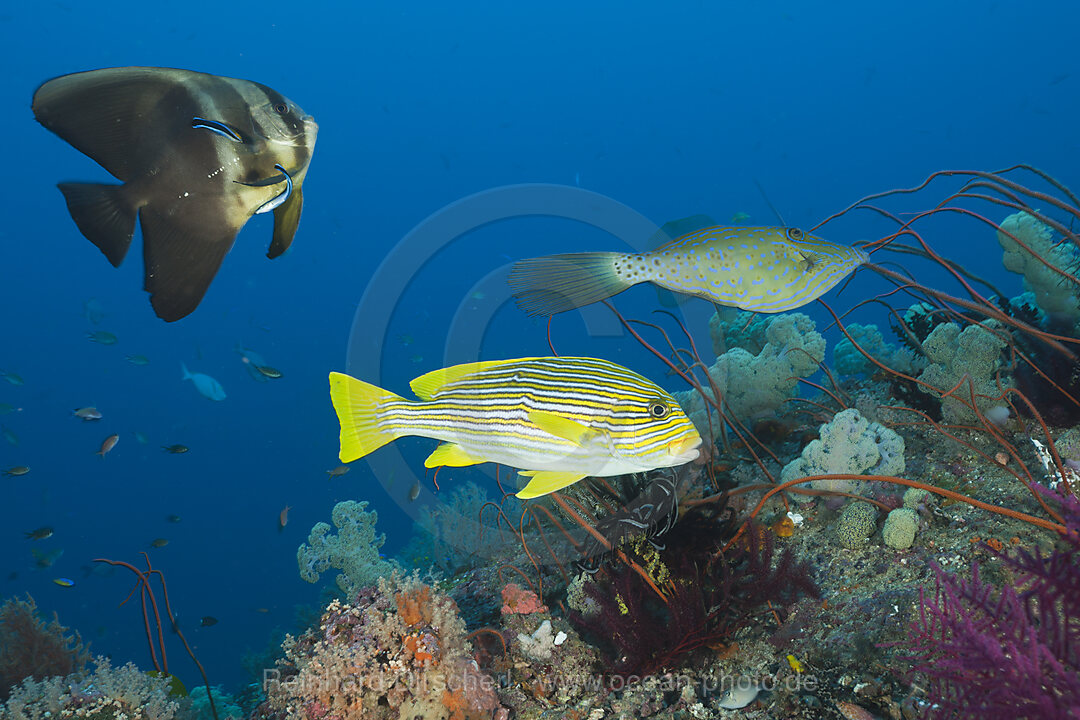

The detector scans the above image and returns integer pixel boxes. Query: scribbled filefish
[329,357,702,499]
[32,67,318,321]
[508,226,868,316]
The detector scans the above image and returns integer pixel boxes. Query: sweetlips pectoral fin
[527,410,600,446]
[516,470,589,499]
[424,442,482,468]
[57,182,137,267]
[140,204,237,322]
[267,185,303,259]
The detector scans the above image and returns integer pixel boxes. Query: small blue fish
[53,577,75,587]
[181,363,226,401]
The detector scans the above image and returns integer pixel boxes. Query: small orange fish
[97,434,119,457]
[278,505,291,530]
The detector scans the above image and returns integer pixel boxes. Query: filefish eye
[786,227,804,241]
[648,401,670,419]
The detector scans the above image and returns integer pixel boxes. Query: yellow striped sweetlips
[329,356,702,498]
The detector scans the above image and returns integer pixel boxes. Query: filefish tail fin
[57,182,136,267]
[180,362,191,381]
[329,372,405,463]
[508,252,630,317]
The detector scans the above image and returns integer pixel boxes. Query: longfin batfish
[508,225,867,316]
[32,67,318,322]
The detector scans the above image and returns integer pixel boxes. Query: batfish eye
[787,227,804,241]
[274,103,289,114]
[648,401,670,419]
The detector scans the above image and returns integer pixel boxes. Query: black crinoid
[568,467,819,677]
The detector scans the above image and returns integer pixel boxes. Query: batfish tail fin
[508,252,632,317]
[328,372,408,462]
[57,182,136,267]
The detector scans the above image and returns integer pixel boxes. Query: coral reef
[882,508,918,550]
[677,312,825,435]
[0,594,89,700]
[261,572,507,720]
[779,408,905,495]
[297,500,399,597]
[997,210,1080,325]
[835,501,879,549]
[916,319,1013,425]
[569,507,818,677]
[3,656,187,720]
[904,491,1080,717]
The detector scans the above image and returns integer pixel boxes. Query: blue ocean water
[0,0,1077,691]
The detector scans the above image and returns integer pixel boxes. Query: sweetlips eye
[787,227,804,241]
[274,103,288,114]
[648,401,670,419]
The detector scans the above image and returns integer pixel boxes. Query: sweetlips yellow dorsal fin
[528,410,599,446]
[409,358,545,400]
[516,470,589,499]
[424,442,482,468]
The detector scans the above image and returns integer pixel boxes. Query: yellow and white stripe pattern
[329,356,702,498]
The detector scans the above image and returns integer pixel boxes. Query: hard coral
[0,594,89,699]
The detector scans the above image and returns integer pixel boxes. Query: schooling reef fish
[32,67,318,321]
[329,357,701,499]
[508,225,868,316]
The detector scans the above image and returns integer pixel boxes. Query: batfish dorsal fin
[409,358,535,400]
[32,67,202,182]
[140,204,239,322]
[267,185,304,259]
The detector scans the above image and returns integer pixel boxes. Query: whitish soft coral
[833,323,923,377]
[677,313,825,435]
[297,500,399,596]
[997,210,1080,324]
[780,408,905,495]
[916,320,1012,425]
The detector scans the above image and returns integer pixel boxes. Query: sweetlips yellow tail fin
[516,470,589,499]
[328,372,405,462]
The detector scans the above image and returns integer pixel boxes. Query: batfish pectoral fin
[140,204,238,322]
[528,410,600,447]
[56,182,137,267]
[424,442,482,468]
[516,470,589,499]
[267,185,303,259]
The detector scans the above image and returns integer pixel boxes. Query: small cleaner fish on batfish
[508,224,868,316]
[329,357,702,499]
[32,67,318,322]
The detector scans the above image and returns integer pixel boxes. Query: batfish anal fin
[140,203,239,322]
[33,68,200,182]
[528,410,600,446]
[516,470,589,499]
[56,182,137,267]
[423,442,483,468]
